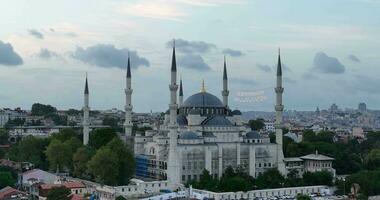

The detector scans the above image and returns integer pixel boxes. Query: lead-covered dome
[183,92,224,108]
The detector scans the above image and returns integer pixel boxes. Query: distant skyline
[0,0,379,112]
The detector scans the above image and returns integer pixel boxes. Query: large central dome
[182,92,224,108]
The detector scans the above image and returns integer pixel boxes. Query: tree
[302,171,333,186]
[45,139,72,172]
[116,196,127,200]
[256,169,285,189]
[46,186,71,200]
[73,146,95,178]
[106,138,135,184]
[31,103,57,116]
[102,117,120,129]
[67,109,81,116]
[0,129,9,144]
[248,118,265,131]
[52,128,78,142]
[0,171,15,188]
[87,147,120,185]
[89,128,117,149]
[296,194,311,200]
[364,149,380,170]
[8,136,49,169]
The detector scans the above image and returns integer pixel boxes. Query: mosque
[82,44,287,186]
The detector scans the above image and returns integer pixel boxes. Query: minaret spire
[83,74,90,145]
[277,48,282,76]
[127,53,131,78]
[274,48,285,175]
[171,40,176,72]
[179,75,183,107]
[222,56,229,108]
[125,54,133,143]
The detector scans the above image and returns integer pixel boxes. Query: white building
[284,151,336,178]
[132,46,286,185]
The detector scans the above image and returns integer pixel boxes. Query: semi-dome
[183,92,224,108]
[245,131,262,139]
[201,115,233,126]
[179,131,201,140]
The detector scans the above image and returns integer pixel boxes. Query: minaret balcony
[125,89,133,95]
[275,87,284,93]
[222,90,230,96]
[125,105,133,111]
[275,105,284,111]
[169,84,178,91]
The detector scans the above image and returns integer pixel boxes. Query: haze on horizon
[0,0,379,112]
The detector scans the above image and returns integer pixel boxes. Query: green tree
[31,103,57,116]
[248,118,265,131]
[106,138,135,184]
[102,117,120,129]
[0,129,9,144]
[45,139,72,172]
[8,136,49,169]
[302,130,316,142]
[302,171,333,186]
[67,109,81,116]
[256,169,285,189]
[87,147,120,185]
[73,146,95,178]
[115,196,127,200]
[345,169,380,196]
[46,186,71,200]
[364,149,380,170]
[89,128,117,149]
[0,171,16,188]
[296,194,311,200]
[51,128,77,142]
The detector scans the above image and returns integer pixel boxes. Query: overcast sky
[0,0,379,112]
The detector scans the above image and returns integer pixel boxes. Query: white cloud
[118,2,186,21]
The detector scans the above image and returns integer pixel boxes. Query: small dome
[183,92,224,108]
[245,131,262,139]
[179,131,201,140]
[232,110,242,115]
[203,131,216,137]
[201,116,232,126]
[177,115,188,125]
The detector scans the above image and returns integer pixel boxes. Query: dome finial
[200,79,206,93]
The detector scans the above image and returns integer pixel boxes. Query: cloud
[222,48,244,57]
[256,63,272,73]
[118,2,186,21]
[0,41,23,66]
[167,39,216,54]
[231,77,256,85]
[37,48,58,59]
[340,75,380,94]
[72,44,149,69]
[175,0,246,6]
[284,77,297,84]
[311,52,345,74]
[348,54,361,63]
[178,54,211,71]
[28,29,44,39]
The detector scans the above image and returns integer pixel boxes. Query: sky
[0,0,379,112]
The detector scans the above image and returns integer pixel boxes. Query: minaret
[124,55,133,142]
[167,41,180,185]
[274,49,286,174]
[178,77,183,107]
[83,75,90,145]
[222,56,229,108]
